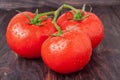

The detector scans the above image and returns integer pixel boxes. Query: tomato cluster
[6,4,104,74]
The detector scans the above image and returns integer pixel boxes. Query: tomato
[57,10,104,48]
[6,12,56,58]
[41,29,92,74]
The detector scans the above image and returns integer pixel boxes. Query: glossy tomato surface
[41,29,92,74]
[6,12,56,58]
[57,11,104,48]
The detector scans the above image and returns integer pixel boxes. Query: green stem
[51,4,81,36]
[52,5,64,36]
[82,4,86,12]
[37,4,80,36]
[17,4,88,36]
[62,4,88,21]
[38,11,55,17]
[33,11,55,24]
[63,4,79,13]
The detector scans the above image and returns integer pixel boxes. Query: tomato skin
[57,11,104,48]
[6,12,56,58]
[41,29,92,74]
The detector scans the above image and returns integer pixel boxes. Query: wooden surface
[0,0,120,10]
[0,1,120,80]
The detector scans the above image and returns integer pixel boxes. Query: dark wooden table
[0,1,120,80]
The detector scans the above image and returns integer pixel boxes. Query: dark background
[0,0,120,80]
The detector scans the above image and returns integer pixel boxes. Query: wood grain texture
[0,1,120,80]
[0,0,120,10]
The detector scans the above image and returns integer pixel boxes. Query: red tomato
[6,12,56,58]
[41,29,92,74]
[57,10,104,48]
